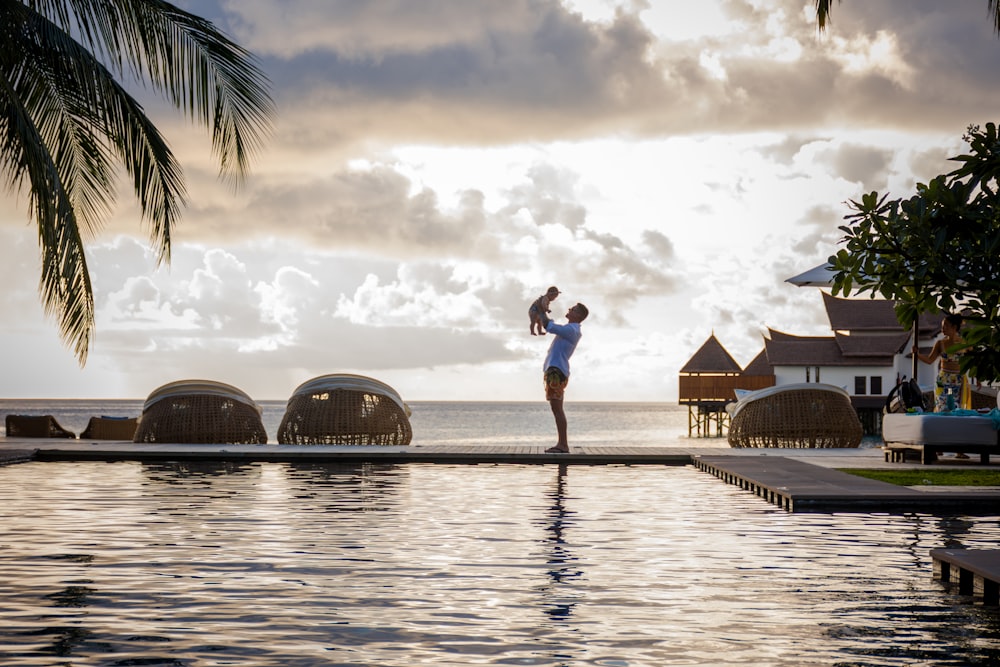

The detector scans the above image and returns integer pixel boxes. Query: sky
[4,0,1000,402]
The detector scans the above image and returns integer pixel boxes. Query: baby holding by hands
[528,286,560,335]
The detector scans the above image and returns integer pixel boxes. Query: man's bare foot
[545,446,569,453]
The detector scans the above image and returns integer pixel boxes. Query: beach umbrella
[784,262,836,287]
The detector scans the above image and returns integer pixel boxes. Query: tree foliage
[815,0,1000,36]
[830,123,1000,382]
[1,0,274,364]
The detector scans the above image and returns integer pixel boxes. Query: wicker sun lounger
[278,374,412,445]
[80,416,139,440]
[4,414,76,439]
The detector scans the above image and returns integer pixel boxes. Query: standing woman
[913,313,969,413]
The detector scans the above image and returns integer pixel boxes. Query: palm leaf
[817,0,1000,36]
[1,0,273,364]
[815,0,835,31]
[41,0,276,186]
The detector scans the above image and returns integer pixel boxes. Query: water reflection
[44,583,96,607]
[936,515,977,549]
[0,461,998,666]
[40,570,97,658]
[142,460,257,482]
[538,464,583,624]
[282,462,404,512]
[38,626,94,659]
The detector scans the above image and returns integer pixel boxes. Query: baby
[528,286,560,335]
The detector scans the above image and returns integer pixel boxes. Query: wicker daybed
[727,382,863,448]
[133,380,267,444]
[277,374,412,445]
[4,414,76,439]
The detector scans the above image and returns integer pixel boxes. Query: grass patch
[839,468,1000,486]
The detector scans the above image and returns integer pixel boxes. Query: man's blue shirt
[543,321,582,377]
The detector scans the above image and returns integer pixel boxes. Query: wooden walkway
[932,549,1000,606]
[695,455,1000,513]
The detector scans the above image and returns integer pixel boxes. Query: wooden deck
[932,549,1000,606]
[695,455,1000,513]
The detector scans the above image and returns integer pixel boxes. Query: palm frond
[2,0,273,365]
[817,0,1000,36]
[0,55,94,363]
[32,0,275,187]
[815,0,836,31]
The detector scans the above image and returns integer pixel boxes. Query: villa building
[680,292,942,435]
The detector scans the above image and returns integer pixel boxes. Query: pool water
[0,461,998,666]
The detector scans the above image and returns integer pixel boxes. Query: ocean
[0,399,725,447]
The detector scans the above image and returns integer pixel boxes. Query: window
[805,366,821,383]
[870,376,883,395]
[854,376,867,395]
[805,367,810,382]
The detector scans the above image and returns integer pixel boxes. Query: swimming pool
[0,461,997,666]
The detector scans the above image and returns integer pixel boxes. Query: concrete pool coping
[2,438,997,511]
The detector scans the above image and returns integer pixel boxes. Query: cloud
[224,0,533,60]
[817,143,894,188]
[6,0,1000,401]
[210,0,1000,154]
[81,243,523,397]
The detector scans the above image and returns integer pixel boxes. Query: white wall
[911,332,940,390]
[775,362,909,397]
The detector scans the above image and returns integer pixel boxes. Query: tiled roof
[822,292,941,335]
[763,333,896,367]
[768,328,828,342]
[679,334,742,373]
[834,331,911,357]
[822,292,901,330]
[741,349,772,376]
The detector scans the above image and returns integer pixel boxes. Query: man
[538,302,589,453]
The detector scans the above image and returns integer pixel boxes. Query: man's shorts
[544,367,569,401]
